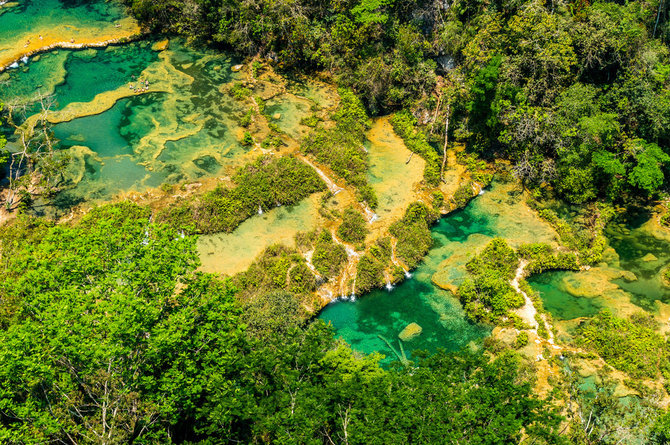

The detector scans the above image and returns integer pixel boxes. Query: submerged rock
[398,323,422,342]
[273,113,281,120]
[621,271,637,282]
[642,253,658,262]
[152,39,169,51]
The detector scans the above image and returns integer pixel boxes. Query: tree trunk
[440,103,451,182]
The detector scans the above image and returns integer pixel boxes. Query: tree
[0,203,245,442]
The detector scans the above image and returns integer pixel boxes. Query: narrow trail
[511,259,557,346]
[511,259,538,329]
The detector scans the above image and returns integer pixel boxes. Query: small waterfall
[404,270,412,279]
[8,62,18,69]
[258,205,263,215]
[179,230,185,239]
[362,204,378,223]
[385,280,394,291]
[478,188,485,196]
[20,56,28,64]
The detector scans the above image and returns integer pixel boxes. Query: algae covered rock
[231,64,244,72]
[641,253,658,262]
[398,322,422,342]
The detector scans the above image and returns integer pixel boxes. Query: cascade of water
[385,280,394,291]
[258,205,263,215]
[404,270,412,279]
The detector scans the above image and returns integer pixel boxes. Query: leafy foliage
[336,206,368,244]
[157,155,325,234]
[458,238,524,324]
[576,310,670,380]
[311,229,348,278]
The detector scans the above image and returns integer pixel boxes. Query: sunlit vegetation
[517,242,579,274]
[576,310,670,381]
[389,202,437,269]
[458,238,524,324]
[0,203,566,443]
[301,90,378,207]
[157,155,325,234]
[311,229,348,278]
[336,206,368,244]
[390,111,441,185]
[232,244,318,302]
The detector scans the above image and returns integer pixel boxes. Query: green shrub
[515,332,529,349]
[300,114,321,127]
[241,131,254,146]
[452,182,476,208]
[239,107,254,127]
[576,310,670,380]
[230,82,251,100]
[389,202,436,269]
[233,244,318,299]
[390,110,441,186]
[157,156,325,234]
[517,242,580,274]
[458,238,524,324]
[337,207,368,244]
[312,230,347,278]
[535,313,549,339]
[355,254,385,293]
[301,90,378,208]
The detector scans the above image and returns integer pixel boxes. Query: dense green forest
[124,0,670,205]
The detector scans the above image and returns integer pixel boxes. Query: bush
[337,207,368,244]
[230,82,251,100]
[301,90,378,208]
[517,243,580,274]
[458,238,524,324]
[157,156,325,234]
[515,331,529,348]
[452,182,476,209]
[576,310,670,380]
[389,202,437,269]
[233,244,318,300]
[390,110,441,186]
[311,230,347,278]
[355,254,385,293]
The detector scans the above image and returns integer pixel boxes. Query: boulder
[642,253,658,262]
[231,64,244,72]
[398,323,422,342]
[273,113,281,120]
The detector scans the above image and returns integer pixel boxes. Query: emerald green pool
[318,209,492,363]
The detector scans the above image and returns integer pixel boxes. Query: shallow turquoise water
[53,43,159,108]
[606,211,670,311]
[527,271,605,320]
[319,198,497,364]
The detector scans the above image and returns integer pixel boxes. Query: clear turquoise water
[7,40,251,210]
[606,211,670,311]
[527,271,605,320]
[319,197,497,364]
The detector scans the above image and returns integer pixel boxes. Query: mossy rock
[398,323,422,342]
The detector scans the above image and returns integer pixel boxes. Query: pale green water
[4,39,254,210]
